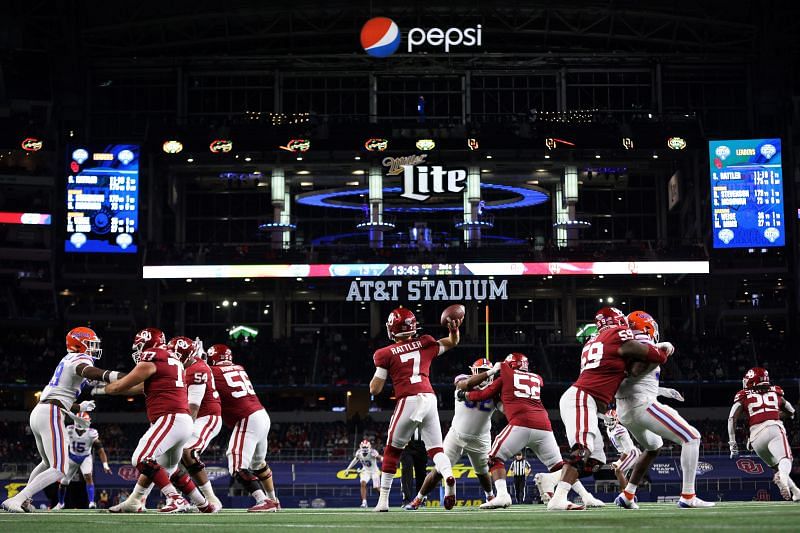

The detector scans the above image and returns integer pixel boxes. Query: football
[440,304,466,326]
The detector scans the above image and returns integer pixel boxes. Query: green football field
[2,503,800,532]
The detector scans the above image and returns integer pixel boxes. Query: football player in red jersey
[208,343,279,512]
[728,367,798,501]
[369,307,461,512]
[173,337,224,509]
[100,328,217,513]
[548,307,671,511]
[457,353,603,510]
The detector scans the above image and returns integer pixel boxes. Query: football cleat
[248,499,279,513]
[1,498,24,513]
[88,502,97,509]
[443,476,456,510]
[614,493,639,510]
[360,501,368,509]
[21,499,36,513]
[677,496,715,508]
[205,495,223,511]
[546,499,585,511]
[583,495,606,508]
[53,502,65,510]
[109,497,145,513]
[774,473,792,501]
[479,492,512,509]
[159,494,191,513]
[197,500,219,513]
[534,473,554,504]
[404,497,423,510]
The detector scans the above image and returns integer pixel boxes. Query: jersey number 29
[748,391,780,417]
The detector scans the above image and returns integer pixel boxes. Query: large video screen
[65,144,139,253]
[709,138,783,249]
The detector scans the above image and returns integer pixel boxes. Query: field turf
[2,502,800,532]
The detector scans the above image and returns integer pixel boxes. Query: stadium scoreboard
[709,138,784,249]
[65,144,139,253]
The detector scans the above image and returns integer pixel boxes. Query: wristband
[103,462,110,470]
[108,371,120,383]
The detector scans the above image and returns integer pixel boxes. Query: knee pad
[234,470,264,494]
[186,459,206,476]
[582,458,602,478]
[488,456,505,474]
[548,461,565,473]
[254,466,272,480]
[382,445,402,473]
[426,447,444,460]
[170,471,196,493]
[136,459,160,479]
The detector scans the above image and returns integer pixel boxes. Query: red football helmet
[386,307,417,341]
[505,352,529,372]
[207,344,233,366]
[595,307,628,331]
[627,310,659,342]
[168,336,196,364]
[743,367,769,389]
[132,327,166,363]
[66,326,102,359]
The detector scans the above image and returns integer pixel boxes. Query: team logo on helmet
[361,17,401,58]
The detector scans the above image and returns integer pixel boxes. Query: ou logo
[736,458,764,474]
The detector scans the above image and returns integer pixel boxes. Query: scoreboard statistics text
[65,144,139,253]
[709,138,784,249]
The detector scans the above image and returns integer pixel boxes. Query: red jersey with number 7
[373,334,443,399]
[734,386,785,427]
[139,347,190,423]
[573,326,634,404]
[466,362,551,431]
[210,363,264,428]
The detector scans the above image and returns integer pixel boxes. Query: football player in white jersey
[404,359,498,510]
[613,311,714,510]
[345,440,383,508]
[601,409,641,488]
[54,412,112,509]
[2,327,123,513]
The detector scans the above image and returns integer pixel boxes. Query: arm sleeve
[467,377,502,402]
[187,383,206,406]
[727,402,742,442]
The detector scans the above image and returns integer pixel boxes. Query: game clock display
[709,138,784,249]
[65,144,139,253]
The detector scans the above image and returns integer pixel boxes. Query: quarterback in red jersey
[728,367,798,501]
[102,328,216,513]
[369,307,461,512]
[548,307,671,511]
[457,353,603,510]
[209,343,279,512]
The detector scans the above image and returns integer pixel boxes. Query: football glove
[79,400,96,412]
[658,387,685,402]
[487,362,503,377]
[456,389,467,402]
[655,342,675,357]
[91,386,106,396]
[729,441,739,459]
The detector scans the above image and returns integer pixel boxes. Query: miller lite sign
[401,165,466,202]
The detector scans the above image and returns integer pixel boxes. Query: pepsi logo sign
[361,17,401,58]
[361,17,483,57]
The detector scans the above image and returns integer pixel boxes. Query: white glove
[91,386,106,396]
[194,337,206,359]
[487,362,502,377]
[79,400,96,412]
[658,387,685,402]
[729,441,739,459]
[655,342,675,357]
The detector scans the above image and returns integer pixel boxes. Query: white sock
[19,468,64,500]
[778,458,792,478]
[624,482,638,496]
[432,452,453,479]
[185,487,207,506]
[551,481,571,503]
[380,472,394,493]
[132,483,150,499]
[485,490,494,500]
[572,480,593,501]
[266,490,276,500]
[362,499,367,504]
[160,483,179,498]
[415,491,425,501]
[680,439,700,496]
[494,478,509,497]
[198,481,213,497]
[26,462,48,485]
[252,489,267,503]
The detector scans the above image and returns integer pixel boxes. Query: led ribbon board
[0,212,51,225]
[709,138,784,249]
[66,144,139,253]
[143,261,710,279]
